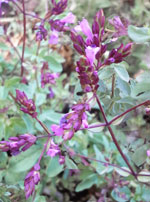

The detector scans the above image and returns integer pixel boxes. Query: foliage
[0,0,150,201]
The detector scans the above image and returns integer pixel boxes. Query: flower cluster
[0,134,37,155]
[47,139,65,164]
[76,58,99,92]
[16,90,37,118]
[71,9,132,92]
[24,163,40,199]
[109,16,129,38]
[51,102,90,140]
[49,12,76,44]
[51,0,68,15]
[41,62,59,88]
[35,23,48,41]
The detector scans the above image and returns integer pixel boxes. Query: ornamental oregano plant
[1,0,150,201]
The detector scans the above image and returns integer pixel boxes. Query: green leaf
[65,156,78,169]
[88,122,104,133]
[128,25,150,43]
[75,174,98,192]
[116,77,131,97]
[114,167,130,177]
[34,196,46,202]
[46,156,63,177]
[131,144,149,166]
[137,171,150,182]
[114,64,129,82]
[35,93,46,106]
[111,187,131,202]
[8,145,42,172]
[5,77,20,89]
[44,56,63,72]
[22,114,35,134]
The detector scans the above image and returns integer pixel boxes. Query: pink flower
[41,72,59,88]
[51,124,64,136]
[60,12,76,24]
[49,30,59,44]
[47,140,60,157]
[24,163,40,199]
[80,19,93,41]
[147,150,150,157]
[51,0,68,15]
[85,46,100,65]
[16,90,37,118]
[109,16,129,38]
[0,134,37,155]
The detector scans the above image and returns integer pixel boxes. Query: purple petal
[85,46,100,65]
[60,12,76,24]
[80,19,93,41]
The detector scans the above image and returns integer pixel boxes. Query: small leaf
[128,25,150,43]
[114,65,129,82]
[44,56,63,72]
[137,170,150,182]
[88,122,104,133]
[75,174,98,192]
[65,156,78,169]
[114,167,130,177]
[46,156,63,177]
[9,145,42,172]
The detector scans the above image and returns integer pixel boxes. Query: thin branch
[111,73,115,98]
[34,117,52,135]
[64,144,132,175]
[37,136,51,164]
[109,100,150,125]
[95,94,137,178]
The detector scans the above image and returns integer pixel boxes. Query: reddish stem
[109,100,150,125]
[35,117,52,135]
[95,94,137,178]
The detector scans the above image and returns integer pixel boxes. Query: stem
[35,117,52,135]
[13,1,42,20]
[38,136,51,164]
[20,0,26,77]
[95,94,137,178]
[111,73,115,98]
[80,122,106,130]
[109,100,150,125]
[64,144,132,175]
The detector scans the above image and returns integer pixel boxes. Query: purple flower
[147,150,150,157]
[0,134,37,155]
[60,12,76,24]
[51,0,68,15]
[47,87,55,99]
[59,155,65,164]
[145,107,150,115]
[49,30,59,45]
[35,24,48,41]
[16,90,37,118]
[85,46,100,66]
[52,102,90,141]
[51,124,64,136]
[24,163,40,199]
[49,12,76,33]
[109,16,129,38]
[47,139,60,157]
[79,19,93,41]
[41,72,59,88]
[104,43,133,65]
